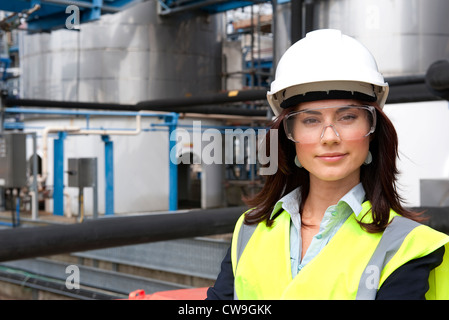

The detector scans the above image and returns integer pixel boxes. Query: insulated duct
[4,71,448,115]
[0,205,447,262]
[0,206,245,262]
[425,60,449,101]
[4,89,268,116]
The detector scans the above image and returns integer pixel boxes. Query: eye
[336,107,363,123]
[301,116,321,126]
[338,113,358,122]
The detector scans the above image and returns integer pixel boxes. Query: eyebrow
[301,109,322,115]
[301,105,362,114]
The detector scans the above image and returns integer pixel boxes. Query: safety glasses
[283,105,376,143]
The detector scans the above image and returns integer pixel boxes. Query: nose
[320,124,341,143]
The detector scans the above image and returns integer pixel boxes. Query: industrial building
[0,0,447,300]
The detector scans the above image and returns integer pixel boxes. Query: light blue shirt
[271,183,366,278]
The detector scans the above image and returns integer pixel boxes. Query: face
[293,99,373,184]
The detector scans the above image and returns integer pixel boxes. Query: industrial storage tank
[17,0,226,216]
[19,0,224,103]
[313,0,449,77]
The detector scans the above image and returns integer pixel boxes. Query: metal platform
[0,237,230,299]
[0,0,140,32]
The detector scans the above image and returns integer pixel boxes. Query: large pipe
[425,60,449,101]
[4,74,445,116]
[0,206,245,262]
[4,98,136,111]
[4,89,268,112]
[134,90,267,110]
[0,205,447,263]
[167,105,266,116]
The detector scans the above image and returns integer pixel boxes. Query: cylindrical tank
[19,0,224,103]
[18,1,225,215]
[313,0,449,77]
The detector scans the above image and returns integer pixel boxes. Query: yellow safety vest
[231,202,449,300]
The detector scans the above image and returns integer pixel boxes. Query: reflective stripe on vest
[356,216,420,299]
[231,203,449,300]
[233,218,257,300]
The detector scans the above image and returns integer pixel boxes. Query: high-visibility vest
[231,202,449,300]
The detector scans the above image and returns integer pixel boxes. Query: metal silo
[16,1,225,215]
[19,0,224,103]
[313,0,449,77]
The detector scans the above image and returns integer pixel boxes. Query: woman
[207,29,449,300]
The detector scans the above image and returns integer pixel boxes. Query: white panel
[384,100,449,206]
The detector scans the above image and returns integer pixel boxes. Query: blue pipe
[152,123,269,131]
[15,197,20,226]
[5,107,165,118]
[53,132,66,216]
[4,107,179,215]
[4,108,180,214]
[102,135,114,215]
[165,113,179,211]
[3,122,163,132]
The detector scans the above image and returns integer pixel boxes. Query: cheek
[295,143,313,160]
[295,143,317,168]
[347,139,371,163]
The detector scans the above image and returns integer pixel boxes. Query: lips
[316,153,347,162]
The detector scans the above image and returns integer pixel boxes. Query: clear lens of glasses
[283,105,376,143]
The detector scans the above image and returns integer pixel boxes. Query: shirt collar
[338,182,366,216]
[270,187,300,220]
[270,182,366,220]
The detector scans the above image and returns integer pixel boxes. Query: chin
[310,167,361,183]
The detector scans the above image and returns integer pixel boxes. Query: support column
[102,135,114,215]
[53,131,66,216]
[166,114,179,211]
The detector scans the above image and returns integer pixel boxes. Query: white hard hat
[267,29,389,116]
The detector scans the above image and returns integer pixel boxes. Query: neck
[302,174,360,223]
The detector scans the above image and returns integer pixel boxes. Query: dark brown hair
[243,105,423,233]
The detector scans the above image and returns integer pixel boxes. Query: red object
[127,287,208,300]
